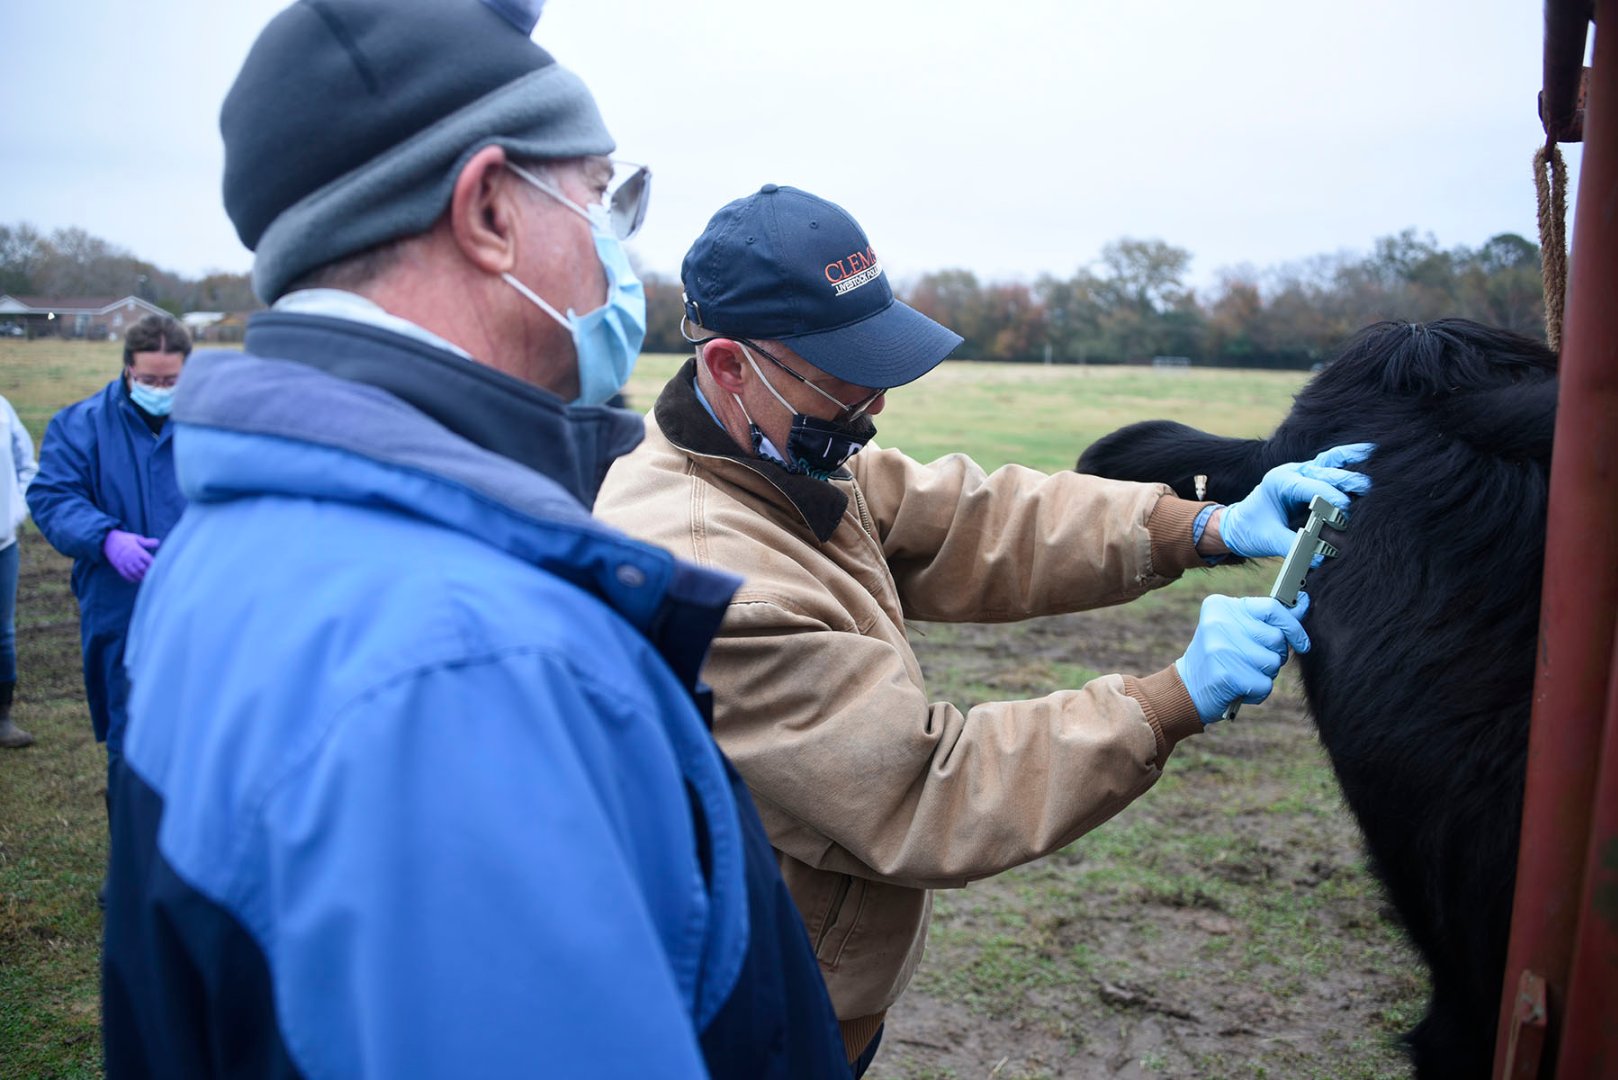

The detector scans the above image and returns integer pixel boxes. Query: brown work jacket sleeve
[849,447,1216,623]
[714,597,1202,891]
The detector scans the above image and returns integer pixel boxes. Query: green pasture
[1,341,1420,1079]
[2,343,1309,473]
[624,352,1306,475]
[1,340,130,445]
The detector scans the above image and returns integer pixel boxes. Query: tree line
[0,224,259,314]
[647,229,1547,369]
[4,221,1545,369]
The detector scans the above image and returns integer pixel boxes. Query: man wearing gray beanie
[100,2,849,1077]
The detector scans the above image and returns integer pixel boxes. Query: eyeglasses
[741,339,886,422]
[605,160,651,241]
[508,159,652,241]
[130,374,180,389]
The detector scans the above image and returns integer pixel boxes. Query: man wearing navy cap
[595,184,1372,1071]
[101,5,848,1078]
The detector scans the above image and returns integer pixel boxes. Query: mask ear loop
[738,344,799,414]
[720,349,776,462]
[503,272,573,330]
[696,336,824,434]
[744,339,864,416]
[688,334,758,427]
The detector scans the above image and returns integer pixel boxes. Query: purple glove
[103,529,160,584]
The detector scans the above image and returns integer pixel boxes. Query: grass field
[0,341,1424,1078]
[623,353,1306,475]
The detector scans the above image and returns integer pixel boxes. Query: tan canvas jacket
[594,363,1214,1056]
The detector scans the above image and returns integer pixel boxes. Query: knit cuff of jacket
[840,1011,886,1065]
[1122,666,1203,764]
[1146,496,1227,575]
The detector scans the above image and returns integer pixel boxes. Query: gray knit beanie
[222,0,614,302]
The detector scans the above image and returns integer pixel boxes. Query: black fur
[1077,319,1558,1080]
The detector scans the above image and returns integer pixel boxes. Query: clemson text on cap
[826,247,883,297]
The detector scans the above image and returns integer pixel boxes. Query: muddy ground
[867,594,1426,1080]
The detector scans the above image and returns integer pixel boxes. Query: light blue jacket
[104,314,848,1079]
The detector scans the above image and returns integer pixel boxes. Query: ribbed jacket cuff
[1146,496,1222,575]
[841,1011,887,1064]
[1122,666,1204,764]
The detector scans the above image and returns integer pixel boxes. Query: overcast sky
[3,1,1584,293]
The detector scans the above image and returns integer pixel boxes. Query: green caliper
[1220,494,1348,723]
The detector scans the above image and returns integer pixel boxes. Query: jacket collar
[244,311,642,509]
[106,379,174,444]
[654,358,849,543]
[176,319,739,691]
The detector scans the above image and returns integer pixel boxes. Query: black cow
[1077,319,1558,1079]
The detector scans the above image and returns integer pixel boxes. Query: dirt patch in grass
[869,597,1424,1080]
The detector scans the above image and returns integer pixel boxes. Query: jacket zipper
[687,444,903,620]
[849,482,878,539]
[847,483,905,605]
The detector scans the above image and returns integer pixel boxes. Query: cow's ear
[1433,377,1558,464]
[1077,420,1271,505]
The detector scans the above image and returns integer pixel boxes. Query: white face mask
[501,164,647,406]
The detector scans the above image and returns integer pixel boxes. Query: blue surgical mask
[129,381,176,417]
[502,168,647,407]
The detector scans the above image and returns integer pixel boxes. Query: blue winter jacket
[27,378,186,748]
[103,314,849,1079]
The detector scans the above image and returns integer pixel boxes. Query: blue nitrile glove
[1174,592,1312,724]
[1217,443,1375,559]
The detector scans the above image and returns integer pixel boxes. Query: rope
[1533,142,1569,351]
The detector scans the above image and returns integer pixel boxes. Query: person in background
[100,2,848,1078]
[594,183,1373,1074]
[0,390,39,748]
[26,313,189,768]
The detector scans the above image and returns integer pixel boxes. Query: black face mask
[735,346,878,479]
[750,411,877,480]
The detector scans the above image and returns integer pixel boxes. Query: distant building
[182,311,226,337]
[0,295,170,340]
[186,311,253,343]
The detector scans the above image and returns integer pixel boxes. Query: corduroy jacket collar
[653,358,851,543]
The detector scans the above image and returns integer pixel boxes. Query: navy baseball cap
[681,185,962,388]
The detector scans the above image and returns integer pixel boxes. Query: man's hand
[103,529,161,584]
[1213,443,1374,559]
[1174,593,1311,724]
